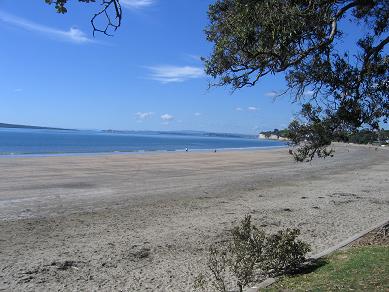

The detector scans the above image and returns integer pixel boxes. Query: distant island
[102,129,257,139]
[0,123,74,131]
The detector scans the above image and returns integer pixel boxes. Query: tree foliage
[204,0,389,161]
[45,0,122,35]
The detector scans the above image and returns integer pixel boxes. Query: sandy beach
[0,144,388,291]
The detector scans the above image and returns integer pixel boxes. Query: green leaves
[45,0,97,14]
[45,0,68,14]
[204,0,337,88]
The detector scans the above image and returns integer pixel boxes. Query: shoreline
[1,141,385,159]
[0,128,286,158]
[0,143,388,291]
[0,145,287,159]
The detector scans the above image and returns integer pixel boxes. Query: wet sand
[0,144,388,291]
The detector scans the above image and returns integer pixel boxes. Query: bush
[262,228,311,274]
[194,215,310,292]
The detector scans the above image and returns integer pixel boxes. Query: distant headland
[0,123,74,131]
[0,123,257,139]
[259,129,289,141]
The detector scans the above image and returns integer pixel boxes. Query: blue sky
[0,0,319,134]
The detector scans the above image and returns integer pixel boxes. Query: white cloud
[0,11,93,44]
[161,114,174,122]
[121,0,155,9]
[14,88,23,92]
[146,65,204,83]
[186,54,202,61]
[248,106,258,112]
[304,90,315,96]
[135,112,153,120]
[194,112,201,116]
[235,107,243,111]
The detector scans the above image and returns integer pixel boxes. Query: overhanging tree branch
[204,0,388,161]
[91,0,122,36]
[45,0,123,36]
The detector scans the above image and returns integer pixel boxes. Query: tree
[204,0,388,161]
[45,0,122,36]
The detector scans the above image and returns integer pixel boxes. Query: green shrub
[195,215,311,292]
[228,215,266,291]
[262,228,311,274]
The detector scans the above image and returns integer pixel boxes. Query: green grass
[264,245,389,291]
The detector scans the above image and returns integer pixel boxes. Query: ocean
[0,128,286,156]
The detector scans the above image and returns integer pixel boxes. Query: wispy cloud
[14,88,23,92]
[185,54,202,62]
[248,106,258,112]
[146,65,204,83]
[235,107,243,111]
[265,91,279,97]
[194,112,201,116]
[161,113,174,122]
[135,112,153,120]
[121,0,155,9]
[0,11,93,44]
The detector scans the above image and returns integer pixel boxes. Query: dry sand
[0,144,388,291]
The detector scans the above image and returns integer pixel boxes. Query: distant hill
[0,123,73,131]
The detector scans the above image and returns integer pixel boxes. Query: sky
[0,0,353,134]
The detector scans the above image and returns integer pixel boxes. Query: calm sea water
[0,128,286,156]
